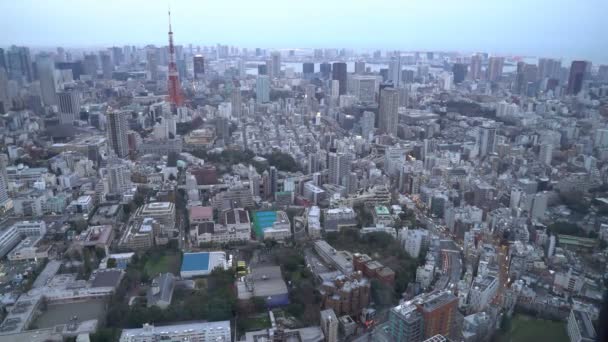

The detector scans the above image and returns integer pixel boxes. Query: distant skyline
[1,0,607,64]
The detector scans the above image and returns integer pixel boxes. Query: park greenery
[102,246,236,332]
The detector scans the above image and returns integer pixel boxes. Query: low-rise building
[120,320,231,342]
[147,273,175,309]
[252,210,291,241]
[373,205,393,226]
[180,251,227,278]
[323,207,357,232]
[314,240,354,275]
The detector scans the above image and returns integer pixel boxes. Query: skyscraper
[452,63,467,84]
[257,64,267,76]
[193,55,204,79]
[271,51,281,78]
[0,153,9,208]
[479,125,497,157]
[388,56,401,86]
[320,62,331,79]
[486,56,504,82]
[256,75,270,104]
[360,111,375,140]
[83,54,98,78]
[269,166,278,199]
[328,152,352,186]
[265,59,274,79]
[231,85,242,118]
[303,62,314,79]
[36,53,57,106]
[7,46,33,84]
[0,48,5,71]
[538,58,561,80]
[379,87,399,136]
[567,60,589,95]
[350,75,379,103]
[57,90,81,124]
[332,62,347,95]
[469,54,482,80]
[354,61,366,74]
[107,111,129,158]
[100,53,113,80]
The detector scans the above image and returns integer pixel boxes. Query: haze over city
[2,0,608,63]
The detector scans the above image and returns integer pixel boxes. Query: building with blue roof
[180,251,227,278]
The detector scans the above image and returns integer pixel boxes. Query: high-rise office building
[328,152,352,186]
[269,166,278,199]
[332,62,347,95]
[146,48,159,81]
[303,62,314,79]
[360,111,375,140]
[193,55,205,79]
[354,61,366,74]
[567,60,589,95]
[402,69,415,83]
[257,64,267,76]
[107,111,129,158]
[0,68,9,112]
[256,75,270,104]
[479,125,497,157]
[0,48,5,71]
[231,86,242,118]
[36,54,57,106]
[452,63,467,84]
[238,58,246,79]
[320,62,331,79]
[388,56,401,86]
[0,154,9,208]
[379,87,399,136]
[265,59,274,79]
[469,54,482,80]
[83,54,98,78]
[486,56,504,82]
[538,58,561,80]
[100,53,113,80]
[7,46,33,84]
[271,51,281,78]
[57,90,81,124]
[350,75,379,103]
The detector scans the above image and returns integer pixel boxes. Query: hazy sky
[1,0,607,63]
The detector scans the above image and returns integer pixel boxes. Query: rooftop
[181,252,210,272]
[189,206,213,220]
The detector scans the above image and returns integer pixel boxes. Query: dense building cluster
[0,10,606,342]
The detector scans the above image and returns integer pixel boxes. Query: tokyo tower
[167,9,183,112]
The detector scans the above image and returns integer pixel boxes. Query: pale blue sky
[1,0,606,63]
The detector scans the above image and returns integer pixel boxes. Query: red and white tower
[167,9,183,112]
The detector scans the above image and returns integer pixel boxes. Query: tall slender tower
[167,9,183,112]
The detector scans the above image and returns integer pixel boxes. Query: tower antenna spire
[166,6,183,111]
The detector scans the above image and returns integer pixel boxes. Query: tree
[107,258,117,268]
